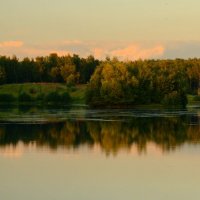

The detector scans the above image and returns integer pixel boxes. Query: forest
[0,54,200,106]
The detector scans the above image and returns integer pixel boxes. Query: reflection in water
[0,109,199,155]
[1,106,200,200]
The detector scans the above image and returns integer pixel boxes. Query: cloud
[0,41,23,48]
[0,41,72,58]
[17,48,72,57]
[0,41,165,60]
[92,48,104,59]
[110,44,165,60]
[1,39,200,60]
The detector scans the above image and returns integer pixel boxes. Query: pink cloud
[0,41,23,48]
[86,41,165,60]
[92,48,104,59]
[19,48,72,57]
[0,40,165,60]
[0,46,71,58]
[110,44,165,60]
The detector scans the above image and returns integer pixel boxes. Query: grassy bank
[1,83,200,107]
[0,83,87,105]
[187,94,200,105]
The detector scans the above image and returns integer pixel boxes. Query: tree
[0,65,6,84]
[60,65,79,86]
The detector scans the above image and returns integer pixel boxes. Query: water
[0,105,200,200]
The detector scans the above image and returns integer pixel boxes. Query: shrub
[0,94,16,103]
[45,91,61,103]
[60,92,71,103]
[193,95,200,101]
[36,93,45,101]
[45,91,71,104]
[69,86,76,92]
[161,91,187,107]
[18,92,32,102]
[29,87,37,94]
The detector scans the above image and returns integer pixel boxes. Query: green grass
[2,84,196,107]
[0,83,87,105]
[69,85,87,104]
[187,94,200,105]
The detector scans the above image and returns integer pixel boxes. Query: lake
[0,105,200,200]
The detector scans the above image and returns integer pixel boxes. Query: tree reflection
[0,116,199,155]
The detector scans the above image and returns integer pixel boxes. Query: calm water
[0,105,200,200]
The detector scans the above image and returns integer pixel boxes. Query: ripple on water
[0,106,199,123]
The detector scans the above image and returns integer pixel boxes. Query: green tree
[0,65,6,84]
[60,65,79,86]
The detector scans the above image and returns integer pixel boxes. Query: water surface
[0,105,200,200]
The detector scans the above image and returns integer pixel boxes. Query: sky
[1,0,200,60]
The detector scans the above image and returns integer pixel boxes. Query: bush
[29,87,37,94]
[193,95,200,101]
[45,91,61,103]
[0,94,16,103]
[60,92,71,103]
[45,91,71,104]
[161,91,187,107]
[18,92,32,102]
[36,93,45,101]
[68,86,76,92]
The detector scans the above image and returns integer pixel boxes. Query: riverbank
[0,83,200,107]
[0,83,87,105]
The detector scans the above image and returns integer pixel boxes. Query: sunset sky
[1,0,200,60]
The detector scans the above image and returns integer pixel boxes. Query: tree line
[1,54,200,106]
[86,58,200,106]
[0,53,99,85]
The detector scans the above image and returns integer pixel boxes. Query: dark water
[0,105,200,200]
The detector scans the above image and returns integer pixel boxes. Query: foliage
[45,91,61,103]
[45,91,71,104]
[60,92,71,103]
[18,92,32,102]
[161,91,187,106]
[29,87,37,94]
[193,95,200,101]
[86,59,189,106]
[0,94,16,103]
[60,64,79,86]
[0,54,99,85]
[1,54,200,106]
[0,83,84,104]
[0,66,6,84]
[36,93,45,101]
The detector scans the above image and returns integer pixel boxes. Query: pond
[0,105,200,200]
